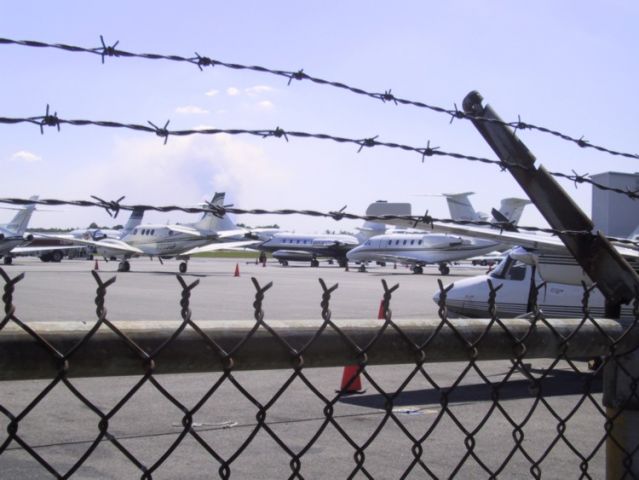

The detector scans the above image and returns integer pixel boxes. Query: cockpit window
[490,256,526,281]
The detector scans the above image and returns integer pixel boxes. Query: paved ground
[0,257,607,479]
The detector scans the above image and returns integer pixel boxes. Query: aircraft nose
[346,247,361,261]
[432,290,440,305]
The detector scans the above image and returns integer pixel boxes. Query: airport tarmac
[3,256,481,323]
[0,256,607,478]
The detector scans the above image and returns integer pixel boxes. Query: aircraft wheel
[338,258,348,268]
[310,259,320,268]
[358,264,367,272]
[51,250,64,262]
[179,262,188,274]
[413,266,423,274]
[280,260,289,267]
[118,260,130,272]
[439,264,450,275]
[3,256,12,265]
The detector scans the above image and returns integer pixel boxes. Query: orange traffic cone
[378,300,385,320]
[93,259,99,271]
[234,263,240,277]
[337,365,365,394]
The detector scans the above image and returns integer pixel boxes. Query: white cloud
[245,85,273,96]
[205,89,219,97]
[55,133,291,228]
[257,100,274,110]
[175,105,209,115]
[226,87,240,96]
[11,150,41,162]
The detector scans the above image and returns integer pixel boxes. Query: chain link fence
[2,267,639,479]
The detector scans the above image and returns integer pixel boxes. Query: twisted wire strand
[1,36,637,160]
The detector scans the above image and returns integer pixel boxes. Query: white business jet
[62,193,258,273]
[257,201,411,267]
[346,196,530,275]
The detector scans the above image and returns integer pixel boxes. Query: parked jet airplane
[0,196,39,264]
[346,197,530,275]
[57,193,258,273]
[257,201,411,267]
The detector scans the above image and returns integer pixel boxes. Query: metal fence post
[603,351,639,479]
[460,90,639,479]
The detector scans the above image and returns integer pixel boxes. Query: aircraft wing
[167,225,202,237]
[11,245,85,254]
[383,217,570,253]
[215,229,253,239]
[40,234,145,255]
[182,240,260,255]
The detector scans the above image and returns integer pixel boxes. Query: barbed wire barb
[1,36,637,160]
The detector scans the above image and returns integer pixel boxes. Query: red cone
[337,365,365,394]
[93,259,99,271]
[234,263,240,277]
[378,300,385,320]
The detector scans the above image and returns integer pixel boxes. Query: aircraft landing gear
[412,265,423,274]
[310,258,320,268]
[3,256,12,265]
[338,258,348,268]
[117,260,130,272]
[438,263,450,275]
[179,261,188,274]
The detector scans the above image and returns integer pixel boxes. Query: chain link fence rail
[2,268,639,478]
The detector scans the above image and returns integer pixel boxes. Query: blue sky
[1,1,637,232]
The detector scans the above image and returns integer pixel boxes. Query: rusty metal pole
[460,90,639,479]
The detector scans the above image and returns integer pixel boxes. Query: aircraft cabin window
[506,264,527,281]
[403,240,407,246]
[387,240,392,246]
[418,240,422,245]
[410,240,415,245]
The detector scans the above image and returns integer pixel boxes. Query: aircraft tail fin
[443,192,484,221]
[359,201,411,243]
[355,221,386,243]
[192,192,238,232]
[496,198,530,225]
[5,196,38,234]
[120,207,145,235]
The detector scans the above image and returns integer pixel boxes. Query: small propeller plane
[57,193,259,273]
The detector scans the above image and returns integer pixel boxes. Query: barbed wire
[2,196,639,249]
[2,110,639,204]
[1,36,637,161]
